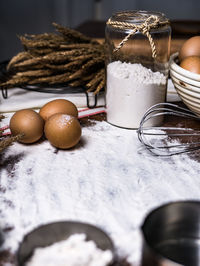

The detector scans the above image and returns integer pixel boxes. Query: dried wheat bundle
[1,23,106,94]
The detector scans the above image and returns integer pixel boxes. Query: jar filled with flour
[105,11,171,128]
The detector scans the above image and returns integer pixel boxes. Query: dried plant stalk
[29,72,71,85]
[25,32,63,41]
[45,59,87,71]
[2,76,31,89]
[0,113,23,153]
[82,57,104,72]
[0,134,23,153]
[13,57,41,69]
[95,79,105,94]
[29,48,55,56]
[16,69,54,77]
[0,115,5,121]
[86,69,104,91]
[19,35,67,50]
[7,51,31,70]
[69,80,83,87]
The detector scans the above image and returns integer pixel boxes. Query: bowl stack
[170,52,200,116]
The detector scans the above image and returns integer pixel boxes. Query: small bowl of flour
[17,221,115,266]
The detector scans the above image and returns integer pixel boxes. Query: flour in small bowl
[26,234,113,266]
[106,61,167,129]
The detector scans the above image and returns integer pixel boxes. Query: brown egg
[180,56,200,74]
[44,113,81,149]
[179,36,200,61]
[39,99,78,121]
[10,109,44,144]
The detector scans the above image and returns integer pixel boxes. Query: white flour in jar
[106,61,167,128]
[26,233,113,266]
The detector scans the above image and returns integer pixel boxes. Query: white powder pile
[26,234,113,266]
[108,61,166,84]
[59,114,73,127]
[106,61,167,128]
[1,114,200,266]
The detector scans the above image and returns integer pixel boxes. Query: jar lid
[109,10,169,25]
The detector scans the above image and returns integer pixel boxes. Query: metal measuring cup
[17,221,115,266]
[141,201,200,266]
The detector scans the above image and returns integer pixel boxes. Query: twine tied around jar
[107,15,168,58]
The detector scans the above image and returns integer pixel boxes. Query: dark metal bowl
[17,221,115,266]
[141,201,200,266]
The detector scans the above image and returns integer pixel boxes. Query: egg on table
[180,56,200,74]
[44,113,82,149]
[10,109,44,144]
[39,99,78,121]
[179,36,200,61]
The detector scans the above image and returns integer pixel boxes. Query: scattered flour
[26,234,113,266]
[59,114,73,127]
[1,114,200,266]
[106,61,167,128]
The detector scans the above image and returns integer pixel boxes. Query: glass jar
[105,10,171,129]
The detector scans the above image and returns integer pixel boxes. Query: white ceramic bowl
[170,52,200,115]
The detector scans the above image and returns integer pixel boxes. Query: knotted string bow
[107,15,167,58]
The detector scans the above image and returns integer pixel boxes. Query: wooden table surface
[1,20,200,266]
[1,109,200,266]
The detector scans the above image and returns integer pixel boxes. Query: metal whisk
[137,102,200,156]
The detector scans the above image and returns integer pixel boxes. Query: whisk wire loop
[137,103,200,156]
